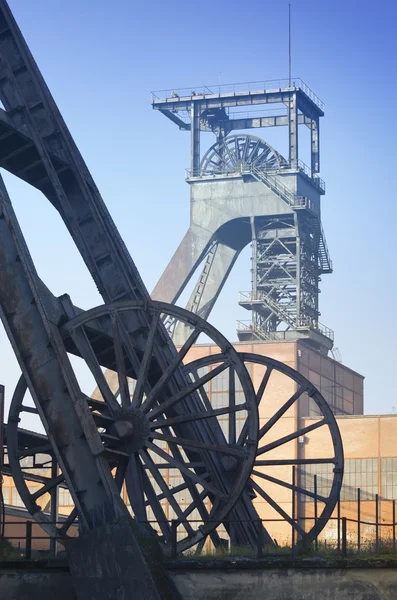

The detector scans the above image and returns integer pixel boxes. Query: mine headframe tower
[152,79,333,354]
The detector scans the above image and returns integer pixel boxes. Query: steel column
[288,91,298,168]
[190,101,201,176]
[311,117,320,174]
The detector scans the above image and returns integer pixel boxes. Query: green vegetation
[178,537,397,563]
[0,538,20,560]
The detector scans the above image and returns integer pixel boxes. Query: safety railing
[236,306,334,342]
[2,493,397,561]
[295,160,326,193]
[297,319,335,341]
[151,79,325,111]
[185,161,325,194]
[0,518,78,559]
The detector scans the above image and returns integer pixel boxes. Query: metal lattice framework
[0,5,343,593]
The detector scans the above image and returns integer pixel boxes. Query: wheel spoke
[254,458,336,467]
[139,449,195,536]
[251,470,328,503]
[258,387,308,440]
[176,489,209,524]
[21,405,38,415]
[146,440,224,497]
[58,507,78,536]
[111,314,130,408]
[150,432,245,459]
[236,367,273,446]
[141,326,201,413]
[148,362,228,420]
[31,473,65,501]
[256,367,272,403]
[132,313,159,408]
[249,479,306,537]
[257,419,326,455]
[228,367,236,445]
[140,466,172,542]
[152,422,219,528]
[150,403,248,430]
[114,461,127,493]
[125,455,147,522]
[146,481,189,506]
[69,326,120,413]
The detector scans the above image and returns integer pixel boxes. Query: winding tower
[152,80,333,353]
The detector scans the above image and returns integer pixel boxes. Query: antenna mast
[288,3,292,86]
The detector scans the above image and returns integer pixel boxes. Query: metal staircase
[242,163,332,274]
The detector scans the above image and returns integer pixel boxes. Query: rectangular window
[300,458,379,502]
[381,458,397,500]
[58,488,74,506]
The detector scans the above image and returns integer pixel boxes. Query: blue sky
[1,0,396,415]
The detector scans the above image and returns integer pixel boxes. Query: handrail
[237,295,334,341]
[151,78,325,111]
[241,164,296,207]
[185,161,325,193]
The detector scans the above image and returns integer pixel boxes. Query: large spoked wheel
[185,352,344,547]
[7,301,258,553]
[200,134,287,175]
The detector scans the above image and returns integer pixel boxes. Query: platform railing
[151,78,325,111]
[186,161,325,195]
[236,305,334,342]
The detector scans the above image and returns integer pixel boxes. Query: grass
[0,538,21,560]
[177,537,397,562]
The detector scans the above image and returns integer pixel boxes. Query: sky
[0,0,396,416]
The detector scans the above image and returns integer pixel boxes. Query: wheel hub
[114,407,150,453]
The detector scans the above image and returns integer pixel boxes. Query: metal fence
[0,519,78,558]
[151,79,325,111]
[1,507,397,561]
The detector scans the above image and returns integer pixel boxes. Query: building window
[300,458,379,502]
[381,458,397,500]
[58,488,74,506]
[342,458,378,500]
[300,463,333,501]
[11,486,38,508]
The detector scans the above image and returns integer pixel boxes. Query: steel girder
[0,0,262,563]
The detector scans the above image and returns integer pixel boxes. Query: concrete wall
[2,564,397,600]
[172,567,397,600]
[0,568,75,600]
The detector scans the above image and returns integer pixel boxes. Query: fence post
[341,517,347,557]
[357,488,361,553]
[337,489,341,551]
[50,457,58,556]
[291,466,295,561]
[393,500,396,551]
[314,474,318,553]
[256,519,263,558]
[171,520,177,560]
[375,494,379,552]
[25,520,32,560]
[342,517,347,556]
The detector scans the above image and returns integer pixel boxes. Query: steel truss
[0,2,343,585]
[0,0,259,591]
[248,210,325,337]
